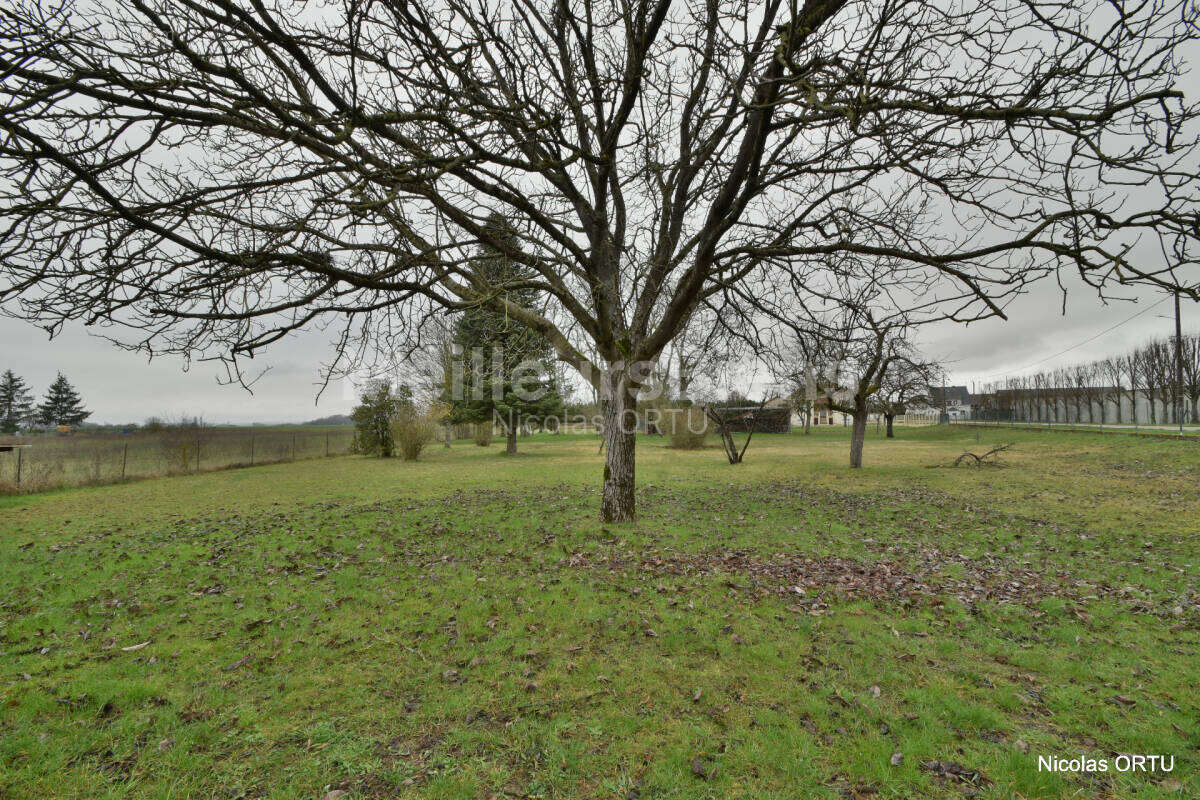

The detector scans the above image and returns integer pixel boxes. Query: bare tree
[874,358,937,438]
[778,327,844,435]
[3,0,1199,520]
[1184,334,1200,424]
[664,305,741,404]
[1141,341,1167,424]
[1100,357,1126,423]
[790,285,925,467]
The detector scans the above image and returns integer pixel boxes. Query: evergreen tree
[445,214,565,455]
[35,372,91,427]
[350,380,409,457]
[0,370,35,434]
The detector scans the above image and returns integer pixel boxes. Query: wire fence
[0,427,357,494]
[948,418,1200,438]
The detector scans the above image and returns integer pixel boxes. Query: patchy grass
[1,426,1197,799]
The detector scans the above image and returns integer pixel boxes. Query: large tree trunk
[600,371,637,523]
[849,406,868,468]
[885,413,895,438]
[506,423,518,455]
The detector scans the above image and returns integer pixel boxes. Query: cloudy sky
[916,274,1190,391]
[0,316,356,425]
[2,270,1192,424]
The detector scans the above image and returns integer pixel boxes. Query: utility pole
[1176,289,1184,436]
[939,369,949,425]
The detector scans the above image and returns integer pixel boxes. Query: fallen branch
[928,443,1014,468]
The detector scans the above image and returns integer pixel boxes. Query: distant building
[926,385,976,420]
[810,390,853,426]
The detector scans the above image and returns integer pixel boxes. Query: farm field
[0,425,356,493]
[1,426,1197,799]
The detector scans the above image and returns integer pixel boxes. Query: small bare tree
[794,302,924,468]
[874,359,938,438]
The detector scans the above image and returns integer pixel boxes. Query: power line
[971,296,1170,381]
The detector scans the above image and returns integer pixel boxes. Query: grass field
[1,426,1197,799]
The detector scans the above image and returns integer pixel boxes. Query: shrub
[392,413,436,461]
[351,381,408,457]
[473,424,493,447]
[667,407,709,449]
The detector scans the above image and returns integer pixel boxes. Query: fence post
[250,432,255,466]
[325,432,329,457]
[16,447,22,487]
[196,433,201,472]
[292,432,296,461]
[121,442,128,481]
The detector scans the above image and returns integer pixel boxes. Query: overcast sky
[2,271,1193,424]
[0,316,356,425]
[916,275,1193,391]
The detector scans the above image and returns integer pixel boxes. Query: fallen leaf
[890,752,904,766]
[220,655,250,672]
[690,756,715,780]
[920,760,991,787]
[121,641,151,652]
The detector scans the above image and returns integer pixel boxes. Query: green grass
[2,426,1197,799]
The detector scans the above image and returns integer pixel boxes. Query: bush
[351,381,405,457]
[473,424,493,447]
[392,413,436,461]
[666,407,709,449]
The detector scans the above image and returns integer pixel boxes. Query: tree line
[0,371,90,434]
[973,332,1200,425]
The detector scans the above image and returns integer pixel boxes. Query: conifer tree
[0,370,35,434]
[446,214,565,455]
[35,373,91,427]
